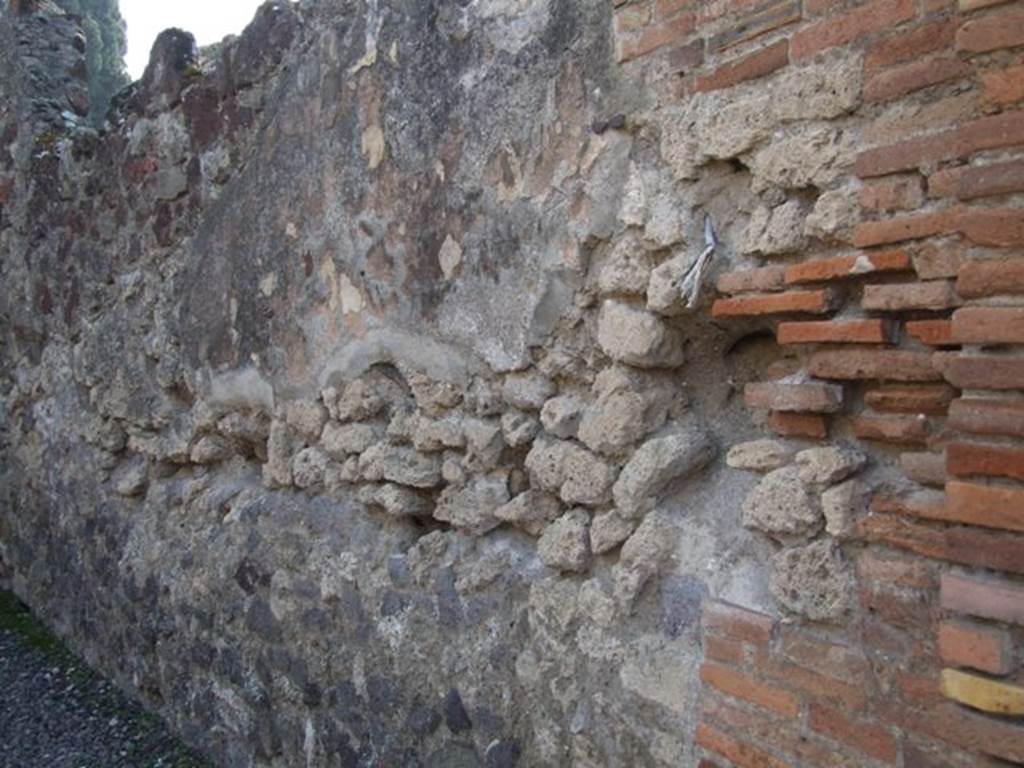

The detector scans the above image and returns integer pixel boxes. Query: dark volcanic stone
[443,687,473,733]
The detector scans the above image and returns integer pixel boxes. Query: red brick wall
[616,0,1024,764]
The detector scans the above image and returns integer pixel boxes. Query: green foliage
[54,0,130,124]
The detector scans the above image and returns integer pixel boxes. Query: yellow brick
[941,668,1024,715]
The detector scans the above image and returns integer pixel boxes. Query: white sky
[120,0,268,78]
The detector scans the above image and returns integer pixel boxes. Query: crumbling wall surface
[0,0,1022,765]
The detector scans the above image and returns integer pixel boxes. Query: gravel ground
[0,591,212,768]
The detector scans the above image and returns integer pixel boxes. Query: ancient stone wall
[0,0,1022,766]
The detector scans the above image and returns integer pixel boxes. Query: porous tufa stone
[726,439,793,472]
[795,446,867,487]
[596,300,686,369]
[538,509,591,573]
[770,539,853,622]
[613,427,714,519]
[742,465,822,542]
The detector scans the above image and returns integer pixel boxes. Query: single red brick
[809,349,940,382]
[900,451,948,487]
[857,550,934,589]
[808,703,899,762]
[936,353,1024,390]
[956,7,1024,53]
[785,250,912,284]
[707,0,801,52]
[853,413,930,444]
[700,663,801,718]
[716,265,786,294]
[865,19,957,70]
[872,489,948,519]
[944,479,1024,532]
[913,242,967,280]
[928,167,960,199]
[695,40,789,92]
[948,442,1024,481]
[961,108,1024,150]
[861,280,961,311]
[960,0,1018,9]
[861,176,925,212]
[702,600,775,645]
[866,384,956,414]
[756,656,869,711]
[702,695,864,767]
[857,111,1024,178]
[958,208,1024,247]
[695,722,789,768]
[744,381,844,413]
[705,635,747,665]
[856,130,958,179]
[899,702,1024,764]
[859,513,1024,574]
[956,259,1024,298]
[980,62,1024,106]
[941,572,1024,625]
[768,411,828,438]
[619,12,696,61]
[711,289,838,317]
[0,176,13,204]
[906,320,955,347]
[791,0,915,61]
[948,398,1024,438]
[951,307,1024,344]
[777,319,895,345]
[952,159,1024,201]
[778,628,870,683]
[865,56,972,103]
[938,620,1012,675]
[853,211,959,248]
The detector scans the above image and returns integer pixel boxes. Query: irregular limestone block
[433,473,510,535]
[359,443,443,488]
[822,479,870,540]
[540,395,585,439]
[501,409,540,448]
[190,435,233,465]
[614,513,678,610]
[596,300,686,369]
[320,422,380,459]
[770,539,853,622]
[525,438,617,507]
[742,200,808,257]
[328,379,385,422]
[285,399,327,441]
[494,490,563,537]
[590,509,639,555]
[462,417,505,472]
[597,234,654,296]
[412,414,466,452]
[795,446,867,486]
[292,446,329,489]
[502,371,556,411]
[264,419,296,487]
[613,427,714,519]
[646,251,697,317]
[742,465,822,541]
[726,439,793,472]
[561,444,618,507]
[538,509,592,573]
[358,483,431,518]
